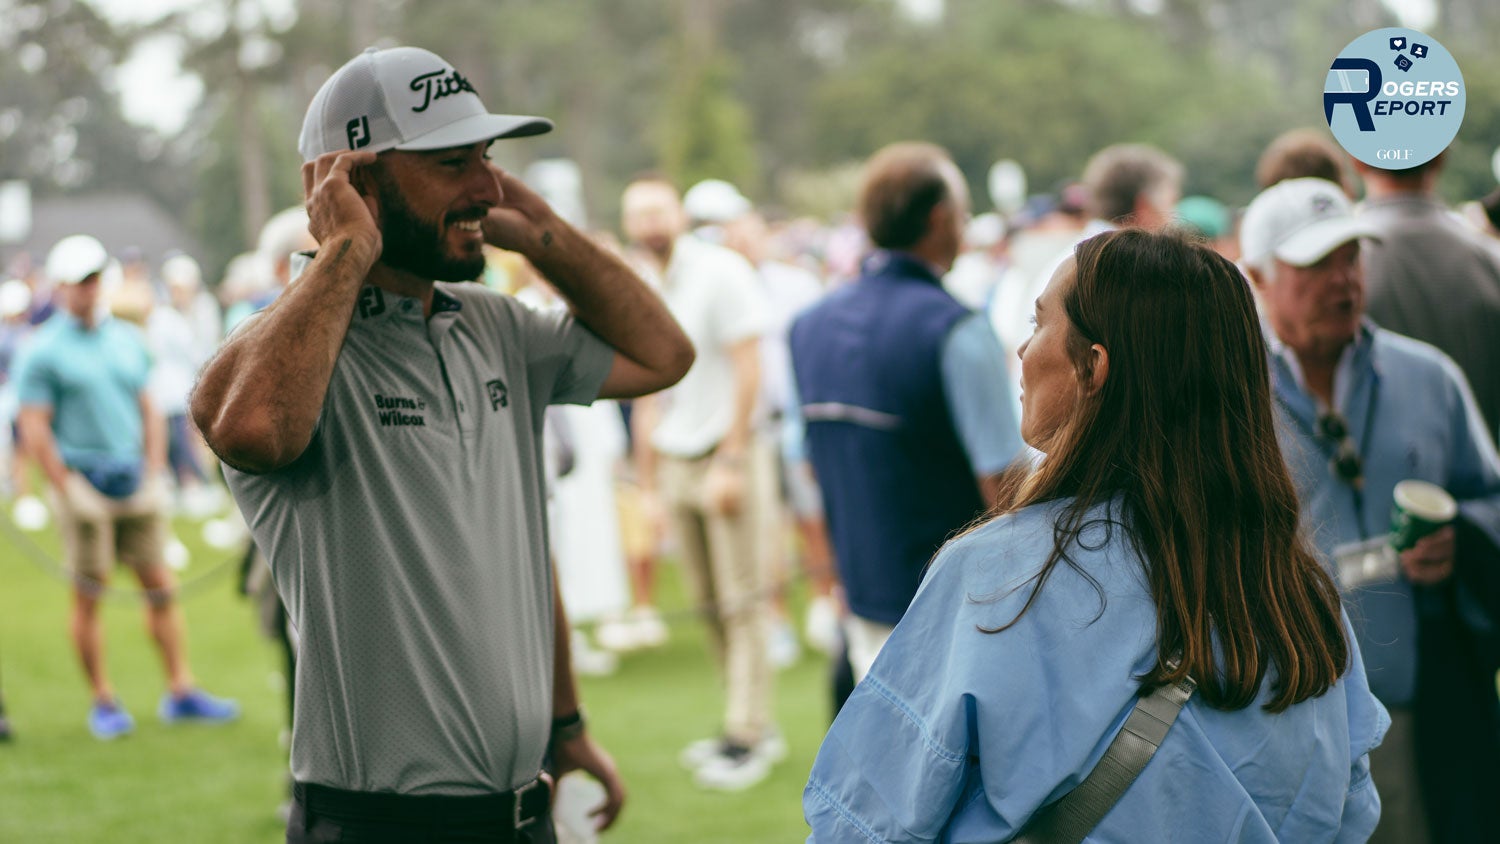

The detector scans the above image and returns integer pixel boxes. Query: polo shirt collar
[1264,317,1377,414]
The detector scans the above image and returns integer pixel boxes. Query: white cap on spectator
[45,234,109,285]
[683,179,752,224]
[1240,178,1380,268]
[162,253,203,289]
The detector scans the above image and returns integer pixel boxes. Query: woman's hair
[987,228,1348,713]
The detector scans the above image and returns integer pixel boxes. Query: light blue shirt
[805,498,1387,843]
[1270,321,1500,706]
[14,313,150,467]
[940,313,1021,474]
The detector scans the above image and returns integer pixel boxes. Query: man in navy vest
[790,142,1023,682]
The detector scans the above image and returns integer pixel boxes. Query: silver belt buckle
[513,777,541,830]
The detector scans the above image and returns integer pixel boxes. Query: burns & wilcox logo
[1324,28,1464,168]
[373,394,426,428]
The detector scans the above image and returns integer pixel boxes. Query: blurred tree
[0,0,176,203]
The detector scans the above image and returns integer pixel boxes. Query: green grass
[0,511,828,842]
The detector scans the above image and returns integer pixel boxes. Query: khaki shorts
[49,472,168,580]
[614,480,654,561]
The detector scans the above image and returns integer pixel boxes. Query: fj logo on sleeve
[486,379,508,410]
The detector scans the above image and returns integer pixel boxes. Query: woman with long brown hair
[804,229,1387,842]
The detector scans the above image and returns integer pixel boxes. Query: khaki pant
[843,615,896,683]
[49,472,168,579]
[659,443,775,745]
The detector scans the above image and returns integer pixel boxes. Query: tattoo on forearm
[329,238,352,267]
[542,231,554,248]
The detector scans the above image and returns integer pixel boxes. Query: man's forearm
[527,222,691,383]
[718,343,761,458]
[140,397,167,475]
[551,570,580,719]
[190,235,376,473]
[17,412,68,491]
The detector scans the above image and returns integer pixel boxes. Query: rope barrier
[0,507,247,604]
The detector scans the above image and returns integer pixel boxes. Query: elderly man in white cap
[1242,177,1500,844]
[194,46,693,840]
[15,234,239,741]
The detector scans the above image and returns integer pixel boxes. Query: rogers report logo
[1324,28,1465,168]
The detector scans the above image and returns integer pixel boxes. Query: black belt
[293,777,550,832]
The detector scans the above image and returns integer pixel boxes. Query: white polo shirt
[225,279,614,796]
[651,235,771,458]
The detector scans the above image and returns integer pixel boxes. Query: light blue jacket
[804,499,1387,843]
[1271,322,1500,706]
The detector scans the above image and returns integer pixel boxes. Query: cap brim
[395,113,553,152]
[1275,217,1383,266]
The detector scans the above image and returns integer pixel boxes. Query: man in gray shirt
[1357,152,1500,438]
[192,46,693,842]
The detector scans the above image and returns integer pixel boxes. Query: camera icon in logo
[1389,36,1406,50]
[1394,54,1414,72]
[1410,43,1428,58]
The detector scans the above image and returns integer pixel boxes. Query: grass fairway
[0,512,827,842]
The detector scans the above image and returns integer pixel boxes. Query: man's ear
[1243,263,1267,291]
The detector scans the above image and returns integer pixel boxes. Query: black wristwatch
[550,708,586,744]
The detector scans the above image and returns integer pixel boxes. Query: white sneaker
[570,630,618,677]
[680,729,786,771]
[595,616,642,653]
[629,606,669,648]
[693,742,773,792]
[804,595,840,656]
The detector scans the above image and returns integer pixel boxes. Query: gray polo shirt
[224,280,614,795]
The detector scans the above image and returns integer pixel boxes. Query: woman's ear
[1085,343,1110,396]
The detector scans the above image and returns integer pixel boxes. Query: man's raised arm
[483,168,694,400]
[190,151,381,474]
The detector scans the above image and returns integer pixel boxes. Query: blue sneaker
[88,700,135,740]
[159,689,240,725]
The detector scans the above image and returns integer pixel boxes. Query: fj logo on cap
[409,69,477,113]
[1312,195,1334,215]
[346,116,371,150]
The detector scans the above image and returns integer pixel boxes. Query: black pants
[286,782,556,844]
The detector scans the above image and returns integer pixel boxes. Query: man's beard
[375,177,485,281]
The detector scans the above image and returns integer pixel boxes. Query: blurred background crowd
[3,0,1500,841]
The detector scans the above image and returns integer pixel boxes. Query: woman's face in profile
[1016,259,1081,448]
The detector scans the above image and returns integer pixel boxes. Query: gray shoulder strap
[1012,676,1197,844]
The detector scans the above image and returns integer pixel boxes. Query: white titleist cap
[298,46,552,162]
[1240,177,1380,268]
[45,234,109,285]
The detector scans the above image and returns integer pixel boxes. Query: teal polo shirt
[15,313,151,467]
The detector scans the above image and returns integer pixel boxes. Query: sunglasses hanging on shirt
[1316,411,1364,491]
